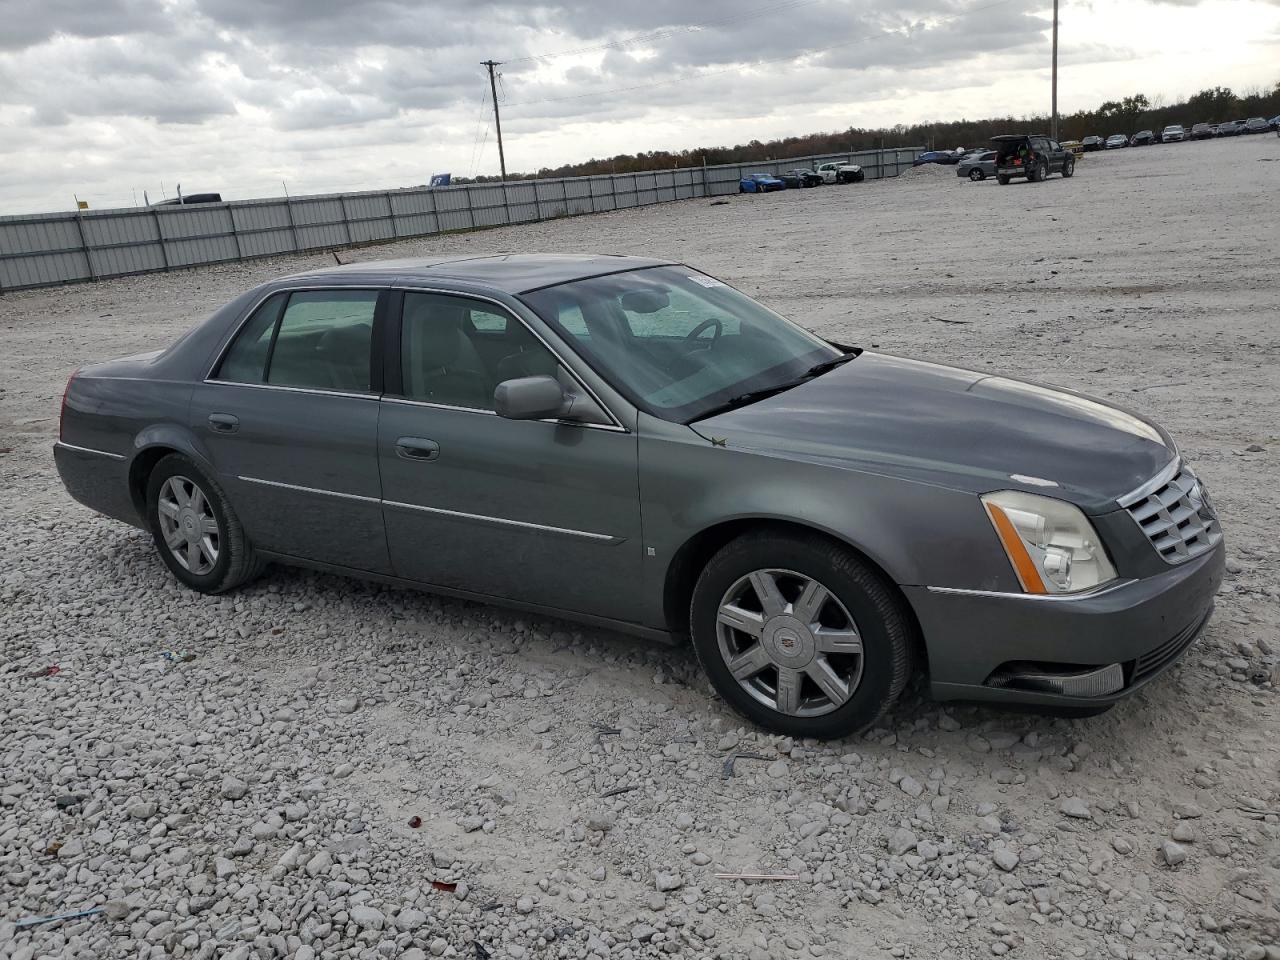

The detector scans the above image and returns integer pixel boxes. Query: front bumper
[904,542,1224,708]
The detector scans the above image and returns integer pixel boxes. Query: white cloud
[0,0,1276,212]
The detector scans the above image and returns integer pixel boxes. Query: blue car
[913,151,961,166]
[739,173,785,193]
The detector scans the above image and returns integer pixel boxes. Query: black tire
[689,531,915,739]
[997,174,1011,185]
[145,453,265,594]
[968,168,985,181]
[1061,157,1075,178]
[1029,160,1047,182]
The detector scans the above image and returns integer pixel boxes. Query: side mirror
[493,375,567,420]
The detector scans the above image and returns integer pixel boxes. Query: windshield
[521,265,842,423]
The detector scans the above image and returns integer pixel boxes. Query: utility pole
[1049,0,1059,140]
[481,60,507,181]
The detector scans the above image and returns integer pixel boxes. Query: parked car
[778,169,824,188]
[1081,136,1105,152]
[1160,125,1186,143]
[1269,115,1280,130]
[153,193,223,206]
[1190,123,1215,140]
[814,161,864,184]
[1105,134,1129,149]
[54,254,1225,738]
[1243,117,1270,134]
[913,151,961,166]
[1130,130,1155,146]
[992,134,1076,184]
[1217,120,1245,137]
[957,150,997,181]
[739,173,785,193]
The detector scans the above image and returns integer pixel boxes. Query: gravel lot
[2,134,1279,960]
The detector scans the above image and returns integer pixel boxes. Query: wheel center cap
[762,615,816,668]
[179,510,198,537]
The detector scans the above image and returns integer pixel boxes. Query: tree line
[456,82,1279,182]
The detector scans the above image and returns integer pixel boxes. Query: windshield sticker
[688,275,724,288]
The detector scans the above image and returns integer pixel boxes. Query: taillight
[59,369,79,440]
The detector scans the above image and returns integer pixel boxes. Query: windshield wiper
[690,351,859,422]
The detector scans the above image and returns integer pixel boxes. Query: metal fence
[0,148,919,292]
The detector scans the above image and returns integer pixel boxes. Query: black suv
[991,135,1075,185]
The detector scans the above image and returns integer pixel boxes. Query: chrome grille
[1123,464,1221,565]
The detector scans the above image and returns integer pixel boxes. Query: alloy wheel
[715,568,864,717]
[157,475,220,575]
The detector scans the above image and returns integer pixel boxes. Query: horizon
[1,0,1278,213]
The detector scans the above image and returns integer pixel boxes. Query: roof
[280,253,675,295]
[989,134,1048,141]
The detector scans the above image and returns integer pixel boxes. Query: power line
[503,0,823,66]
[505,0,1023,107]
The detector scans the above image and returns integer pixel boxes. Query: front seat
[494,321,560,384]
[403,300,490,408]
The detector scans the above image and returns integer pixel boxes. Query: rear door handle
[396,437,440,461]
[208,413,239,434]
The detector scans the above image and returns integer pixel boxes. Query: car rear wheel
[146,453,265,594]
[968,168,985,181]
[997,174,1011,185]
[689,531,914,739]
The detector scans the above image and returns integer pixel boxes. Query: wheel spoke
[814,627,862,655]
[791,579,829,625]
[726,643,771,681]
[185,540,202,570]
[200,515,219,535]
[171,480,192,509]
[190,486,207,515]
[718,602,765,638]
[775,667,802,714]
[749,571,786,618]
[162,526,185,549]
[198,536,217,566]
[805,656,851,707]
[157,499,180,520]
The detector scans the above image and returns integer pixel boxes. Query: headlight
[981,491,1117,595]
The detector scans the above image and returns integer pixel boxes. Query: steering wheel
[684,317,723,348]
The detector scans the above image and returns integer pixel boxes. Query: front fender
[637,415,1019,631]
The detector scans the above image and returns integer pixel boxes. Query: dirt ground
[2,134,1278,960]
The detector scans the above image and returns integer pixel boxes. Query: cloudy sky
[1,0,1277,213]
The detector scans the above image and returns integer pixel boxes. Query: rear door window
[266,291,378,392]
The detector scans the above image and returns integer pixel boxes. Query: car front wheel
[968,168,985,181]
[146,453,264,594]
[1062,157,1075,178]
[690,531,914,739]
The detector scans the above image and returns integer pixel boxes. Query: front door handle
[208,413,240,434]
[395,437,440,461]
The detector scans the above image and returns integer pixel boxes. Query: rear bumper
[995,166,1029,178]
[54,441,142,528]
[904,542,1224,708]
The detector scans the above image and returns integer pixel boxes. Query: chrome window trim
[237,476,381,504]
[204,285,385,385]
[1117,458,1181,509]
[394,284,628,432]
[379,395,628,433]
[925,580,1136,602]
[238,475,622,542]
[200,380,376,401]
[382,498,622,543]
[54,440,126,462]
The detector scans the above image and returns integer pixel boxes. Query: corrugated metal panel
[92,242,166,277]
[296,223,348,249]
[0,250,89,288]
[0,148,919,289]
[291,198,345,227]
[239,228,296,258]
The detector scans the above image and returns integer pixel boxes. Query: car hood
[693,352,1174,514]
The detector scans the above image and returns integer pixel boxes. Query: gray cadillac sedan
[55,254,1224,738]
